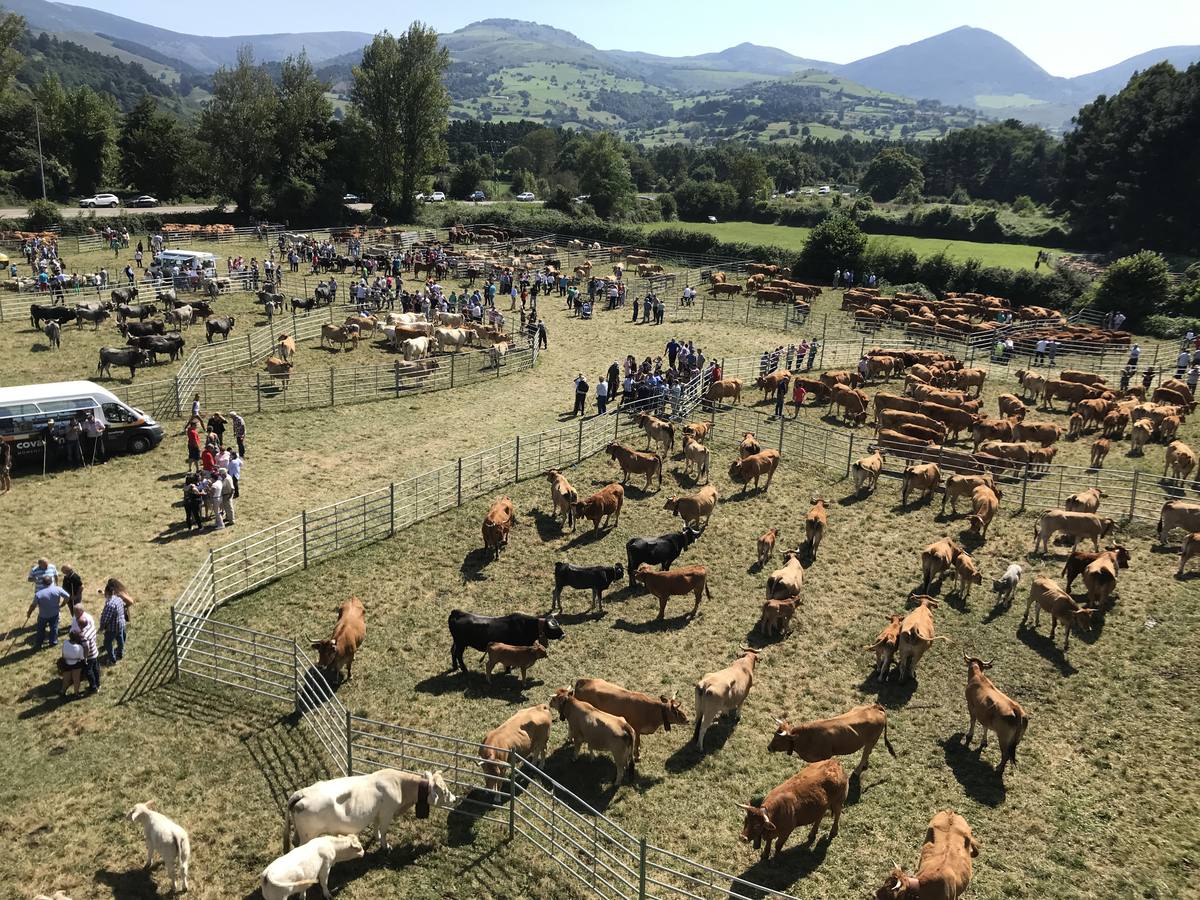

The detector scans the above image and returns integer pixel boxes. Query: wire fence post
[394,361,401,398]
[577,418,584,463]
[329,367,335,407]
[301,510,309,569]
[255,373,262,413]
[389,481,396,537]
[292,641,301,714]
[1128,470,1140,521]
[457,457,463,507]
[169,606,180,681]
[639,838,648,899]
[246,332,253,365]
[1020,463,1030,511]
[846,431,855,475]
[345,710,354,776]
[778,415,785,455]
[514,436,521,483]
[450,352,456,388]
[208,550,217,606]
[173,376,181,417]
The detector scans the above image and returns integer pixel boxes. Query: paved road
[0,199,540,220]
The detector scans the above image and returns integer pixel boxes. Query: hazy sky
[80,0,1199,77]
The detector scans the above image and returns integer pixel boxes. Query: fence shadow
[665,724,735,773]
[542,745,622,813]
[940,734,1008,807]
[243,713,334,814]
[118,627,177,704]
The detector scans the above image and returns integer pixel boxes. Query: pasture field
[2,242,1197,898]
[638,220,1054,271]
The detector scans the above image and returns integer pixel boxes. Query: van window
[102,402,138,424]
[38,398,98,416]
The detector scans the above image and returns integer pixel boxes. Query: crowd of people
[569,339,712,419]
[22,556,133,697]
[182,402,246,532]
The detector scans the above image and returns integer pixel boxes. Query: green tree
[1091,250,1172,322]
[520,127,559,176]
[728,152,769,204]
[509,168,534,195]
[501,145,535,174]
[861,147,924,202]
[798,214,867,279]
[450,158,486,199]
[352,24,449,221]
[25,199,62,230]
[271,52,334,219]
[576,132,634,219]
[119,96,187,198]
[673,179,737,220]
[63,85,117,195]
[198,46,279,211]
[0,6,23,98]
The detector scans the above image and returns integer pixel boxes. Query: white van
[0,381,165,467]
[153,250,218,276]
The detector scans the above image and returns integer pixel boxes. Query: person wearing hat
[229,411,246,457]
[572,372,588,417]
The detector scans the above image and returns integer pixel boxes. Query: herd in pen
[65,298,1200,898]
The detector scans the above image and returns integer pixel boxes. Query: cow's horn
[735,803,753,811]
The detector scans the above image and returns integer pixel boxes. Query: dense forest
[14,30,173,111]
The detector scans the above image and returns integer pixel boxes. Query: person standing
[206,412,227,446]
[607,361,621,400]
[806,340,818,372]
[642,295,652,323]
[572,373,589,417]
[1047,339,1057,366]
[229,411,246,457]
[667,338,679,370]
[630,295,639,322]
[227,451,243,499]
[596,376,609,415]
[1177,348,1191,378]
[791,378,808,417]
[99,578,131,664]
[28,575,69,648]
[773,375,789,420]
[83,411,106,460]
[186,420,202,473]
[191,393,201,420]
[209,473,225,529]
[70,604,100,692]
[28,557,58,595]
[1034,338,1047,365]
[537,319,548,350]
[220,468,236,525]
[183,474,203,530]
[60,634,85,697]
[65,417,83,466]
[61,564,83,610]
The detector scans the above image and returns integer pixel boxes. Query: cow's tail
[704,581,713,600]
[692,685,706,744]
[655,455,663,488]
[282,793,302,852]
[881,716,897,757]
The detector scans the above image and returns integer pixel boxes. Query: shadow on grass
[529,508,566,543]
[119,627,176,704]
[857,673,918,708]
[665,721,735,772]
[447,789,494,847]
[243,714,334,814]
[17,675,81,719]
[1016,624,1079,676]
[724,486,771,503]
[542,744,622,813]
[837,489,872,507]
[981,597,1017,625]
[611,611,696,634]
[732,832,833,894]
[0,642,40,668]
[563,527,612,550]
[940,734,1007,807]
[151,520,201,544]
[460,547,494,584]
[95,865,159,897]
[414,669,470,697]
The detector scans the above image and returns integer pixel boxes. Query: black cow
[292,296,318,312]
[129,333,185,362]
[110,286,139,305]
[173,298,214,318]
[314,283,334,304]
[205,315,235,343]
[447,609,564,674]
[551,562,624,614]
[625,527,702,588]
[30,304,76,329]
[118,319,166,338]
[75,305,111,330]
[116,302,157,322]
[97,347,150,379]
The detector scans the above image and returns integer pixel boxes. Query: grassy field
[2,244,1198,898]
[639,221,1053,271]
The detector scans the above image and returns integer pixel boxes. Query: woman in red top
[200,444,217,473]
[791,379,808,417]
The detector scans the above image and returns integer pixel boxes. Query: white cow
[128,802,191,893]
[284,769,456,852]
[436,311,465,328]
[434,327,472,353]
[401,336,431,361]
[386,312,427,326]
[261,835,364,900]
[488,341,509,368]
[165,305,193,329]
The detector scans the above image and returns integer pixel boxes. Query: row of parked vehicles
[78,193,159,208]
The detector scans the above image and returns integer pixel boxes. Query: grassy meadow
[1,237,1197,899]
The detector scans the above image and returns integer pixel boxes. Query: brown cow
[852,449,885,494]
[873,810,979,900]
[964,485,999,539]
[549,688,636,786]
[635,413,675,455]
[479,704,552,793]
[574,483,624,532]
[902,463,941,506]
[729,449,781,493]
[864,613,904,681]
[963,656,1028,774]
[831,383,869,425]
[1013,421,1064,447]
[757,597,798,637]
[1090,437,1110,468]
[897,595,941,680]
[1064,487,1105,513]
[768,704,895,776]
[1033,509,1116,554]
[997,393,1026,420]
[1061,546,1129,591]
[738,431,762,459]
[755,369,791,402]
[573,677,688,763]
[704,378,743,405]
[971,416,1015,450]
[804,496,829,557]
[1178,532,1200,576]
[606,442,662,490]
[311,596,366,684]
[483,641,548,684]
[682,421,711,443]
[1164,440,1197,481]
[917,403,978,441]
[1081,546,1131,608]
[940,473,997,515]
[482,496,515,558]
[879,410,948,441]
[738,759,847,861]
[694,648,760,749]
[756,528,778,567]
[546,469,578,530]
[664,484,718,528]
[635,564,712,620]
[1021,575,1094,649]
[766,551,804,600]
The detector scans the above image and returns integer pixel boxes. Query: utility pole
[34,107,47,201]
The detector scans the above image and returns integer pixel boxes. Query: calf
[897,595,940,681]
[1178,532,1200,576]
[756,527,778,567]
[738,759,847,861]
[768,704,895,776]
[681,434,711,482]
[921,538,963,592]
[549,688,636,786]
[1021,575,1093,650]
[1033,509,1116,554]
[757,597,798,637]
[1061,547,1129,592]
[738,431,761,458]
[546,468,578,530]
[864,613,904,681]
[902,463,941,506]
[1130,419,1153,454]
[635,564,711,620]
[606,442,662,491]
[479,705,553,793]
[448,610,564,674]
[261,835,364,900]
[965,485,999,538]
[852,449,884,494]
[1090,437,1110,468]
[574,483,624,532]
[729,449,781,493]
[1164,440,1197,481]
[551,562,624,614]
[128,802,191,894]
[573,677,688,763]
[285,770,455,852]
[1081,546,1131,608]
[873,810,979,900]
[636,412,675,455]
[664,484,718,528]
[626,527,701,588]
[963,656,1028,774]
[483,641,548,684]
[694,648,760,749]
[1064,487,1105,513]
[952,550,983,599]
[482,495,515,558]
[44,321,61,349]
[311,596,366,684]
[991,563,1024,608]
[940,473,997,516]
[1158,499,1200,544]
[997,393,1026,420]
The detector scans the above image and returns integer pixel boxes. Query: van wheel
[129,435,151,453]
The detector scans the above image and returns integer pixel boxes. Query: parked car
[128,195,159,208]
[516,191,536,202]
[79,193,120,208]
[468,190,486,201]
[817,185,831,195]
[427,191,446,202]
[342,193,360,203]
